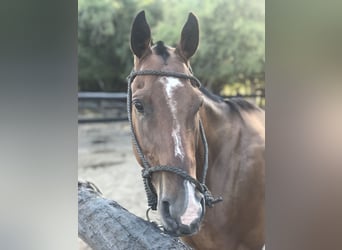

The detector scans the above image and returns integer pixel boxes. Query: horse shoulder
[235,111,265,249]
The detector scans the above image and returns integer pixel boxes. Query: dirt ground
[78,122,155,249]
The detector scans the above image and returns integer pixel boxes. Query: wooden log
[78,181,191,250]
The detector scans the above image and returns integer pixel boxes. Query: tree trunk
[78,181,191,250]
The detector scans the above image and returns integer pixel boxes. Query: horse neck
[196,96,238,181]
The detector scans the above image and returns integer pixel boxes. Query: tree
[78,0,137,92]
[78,0,265,94]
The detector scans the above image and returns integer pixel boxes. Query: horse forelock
[153,41,170,64]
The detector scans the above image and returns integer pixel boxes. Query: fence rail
[78,92,127,99]
[78,92,265,124]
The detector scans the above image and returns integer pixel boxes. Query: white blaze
[161,77,185,160]
[180,181,202,225]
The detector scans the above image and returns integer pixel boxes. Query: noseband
[127,69,223,211]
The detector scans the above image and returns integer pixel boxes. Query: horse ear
[130,11,152,58]
[177,12,199,60]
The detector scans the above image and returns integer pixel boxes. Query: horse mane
[199,87,224,103]
[224,98,258,112]
[199,87,259,116]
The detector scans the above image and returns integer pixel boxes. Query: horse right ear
[177,12,199,60]
[130,11,152,59]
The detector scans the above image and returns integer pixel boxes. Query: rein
[127,69,223,211]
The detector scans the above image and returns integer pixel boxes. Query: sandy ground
[78,122,155,249]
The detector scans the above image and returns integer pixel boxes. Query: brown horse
[128,11,265,250]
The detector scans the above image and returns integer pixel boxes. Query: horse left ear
[130,10,152,59]
[177,12,199,60]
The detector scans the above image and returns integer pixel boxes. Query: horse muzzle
[159,180,205,236]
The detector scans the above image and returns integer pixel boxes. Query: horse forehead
[139,47,183,71]
[156,76,200,111]
[160,76,184,94]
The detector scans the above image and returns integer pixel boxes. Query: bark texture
[78,181,191,250]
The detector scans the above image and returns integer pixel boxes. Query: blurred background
[78,0,265,98]
[78,0,264,248]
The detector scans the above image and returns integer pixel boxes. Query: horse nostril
[162,200,171,218]
[161,200,179,232]
[190,221,200,233]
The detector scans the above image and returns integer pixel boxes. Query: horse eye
[133,100,144,113]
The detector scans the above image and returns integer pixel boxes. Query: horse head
[129,11,206,236]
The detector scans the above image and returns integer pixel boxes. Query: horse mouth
[163,221,201,237]
[162,197,205,237]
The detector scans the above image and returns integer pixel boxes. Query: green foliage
[78,0,136,91]
[78,0,265,93]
